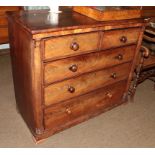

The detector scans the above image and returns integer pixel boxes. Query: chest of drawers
[7,9,147,142]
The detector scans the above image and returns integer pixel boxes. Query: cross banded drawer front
[44,80,127,129]
[44,45,136,85]
[43,32,99,60]
[44,62,131,106]
[101,28,141,50]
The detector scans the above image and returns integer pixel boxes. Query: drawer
[101,28,141,50]
[44,45,136,85]
[0,27,8,44]
[44,80,127,129]
[43,32,99,60]
[44,62,131,106]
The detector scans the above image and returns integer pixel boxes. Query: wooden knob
[120,36,127,43]
[66,108,71,114]
[69,64,78,72]
[106,92,113,98]
[115,54,123,60]
[110,73,117,79]
[68,86,75,93]
[70,42,79,51]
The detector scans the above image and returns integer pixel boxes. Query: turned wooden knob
[106,92,113,98]
[110,73,117,79]
[66,108,72,114]
[120,36,127,43]
[70,42,79,51]
[69,64,78,72]
[68,86,75,93]
[115,54,123,60]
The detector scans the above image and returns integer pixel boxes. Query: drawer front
[44,45,136,85]
[0,27,8,44]
[101,28,141,50]
[43,32,99,60]
[44,62,131,106]
[44,80,127,129]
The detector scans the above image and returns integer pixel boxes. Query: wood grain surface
[44,32,99,60]
[101,27,141,50]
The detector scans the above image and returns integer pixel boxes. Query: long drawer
[44,62,131,106]
[44,45,136,85]
[101,28,141,50]
[43,32,99,60]
[44,80,127,130]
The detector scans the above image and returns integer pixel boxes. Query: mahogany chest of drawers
[7,9,147,142]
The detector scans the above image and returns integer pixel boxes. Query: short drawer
[44,80,127,129]
[43,32,99,60]
[101,28,141,50]
[0,27,8,44]
[44,62,131,106]
[44,45,136,85]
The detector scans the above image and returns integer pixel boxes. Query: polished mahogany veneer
[7,7,147,142]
